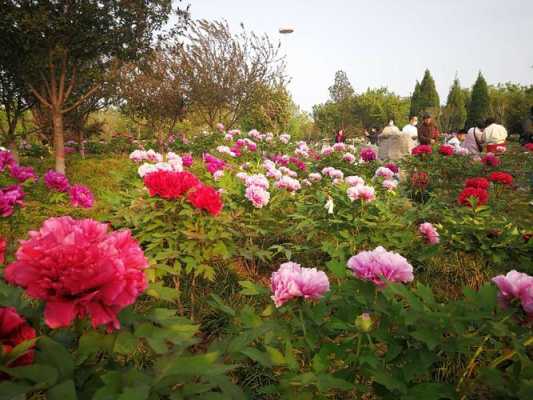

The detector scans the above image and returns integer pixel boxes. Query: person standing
[417,113,441,145]
[402,115,418,143]
[521,106,533,144]
[482,117,507,152]
[335,129,345,143]
[369,127,379,145]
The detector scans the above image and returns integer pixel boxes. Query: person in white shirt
[482,117,507,153]
[447,130,466,151]
[402,115,418,143]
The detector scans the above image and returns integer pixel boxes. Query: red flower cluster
[0,307,36,367]
[524,143,533,152]
[143,169,224,215]
[412,145,433,156]
[187,184,223,216]
[5,217,148,330]
[465,177,490,190]
[481,153,501,167]
[457,187,489,208]
[144,170,199,199]
[488,172,513,186]
[438,144,454,156]
[410,171,429,189]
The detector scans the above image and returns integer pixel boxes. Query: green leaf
[113,331,138,355]
[403,383,456,399]
[316,374,354,391]
[325,259,347,278]
[155,352,233,380]
[117,385,150,400]
[265,346,285,366]
[0,364,58,386]
[4,337,38,365]
[238,281,267,296]
[48,380,77,400]
[240,348,272,368]
[0,381,33,400]
[37,337,74,380]
[207,294,236,316]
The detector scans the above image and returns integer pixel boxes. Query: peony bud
[355,313,373,333]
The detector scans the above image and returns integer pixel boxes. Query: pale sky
[187,0,533,112]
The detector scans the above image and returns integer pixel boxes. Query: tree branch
[28,84,52,109]
[61,84,100,114]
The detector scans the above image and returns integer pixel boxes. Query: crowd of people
[334,106,533,160]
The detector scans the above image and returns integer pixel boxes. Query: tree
[239,84,292,132]
[441,77,467,131]
[328,70,354,103]
[0,67,33,161]
[409,81,421,117]
[116,49,186,147]
[353,88,410,130]
[489,83,533,134]
[0,0,186,173]
[178,20,286,129]
[416,69,440,117]
[467,72,490,127]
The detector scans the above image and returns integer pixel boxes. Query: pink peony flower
[382,179,398,191]
[374,167,395,180]
[347,184,375,202]
[129,150,147,163]
[5,217,148,330]
[333,143,346,152]
[44,170,70,192]
[0,185,25,217]
[345,175,365,187]
[360,148,377,162]
[245,174,269,190]
[216,122,225,132]
[343,153,356,164]
[308,172,322,182]
[245,185,270,208]
[270,262,330,307]
[9,165,38,182]
[347,246,414,287]
[275,176,301,192]
[321,146,334,156]
[0,236,5,264]
[419,222,440,244]
[492,270,533,317]
[69,185,94,208]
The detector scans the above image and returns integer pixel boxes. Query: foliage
[467,72,490,128]
[328,70,355,103]
[411,69,440,118]
[441,77,467,132]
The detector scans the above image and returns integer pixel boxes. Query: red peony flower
[144,170,199,200]
[438,144,454,156]
[5,217,148,330]
[0,307,36,367]
[458,187,489,208]
[410,171,429,189]
[524,143,533,152]
[488,172,513,186]
[187,184,223,215]
[412,145,433,156]
[465,177,490,190]
[0,237,5,264]
[481,153,501,167]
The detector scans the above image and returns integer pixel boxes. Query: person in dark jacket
[521,106,533,144]
[417,113,441,145]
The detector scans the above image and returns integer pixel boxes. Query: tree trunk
[8,141,19,163]
[52,109,66,174]
[79,130,85,159]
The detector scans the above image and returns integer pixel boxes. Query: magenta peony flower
[0,150,16,172]
[347,246,414,287]
[245,185,270,208]
[182,153,193,167]
[0,236,5,264]
[419,222,440,244]
[481,152,501,167]
[384,162,399,173]
[69,185,94,208]
[0,185,24,217]
[44,170,70,192]
[492,270,533,317]
[270,262,330,307]
[360,148,377,162]
[347,184,375,202]
[5,216,148,330]
[9,165,38,182]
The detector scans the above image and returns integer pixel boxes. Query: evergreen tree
[417,69,440,115]
[409,81,421,117]
[444,77,467,131]
[328,70,355,103]
[467,72,490,127]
